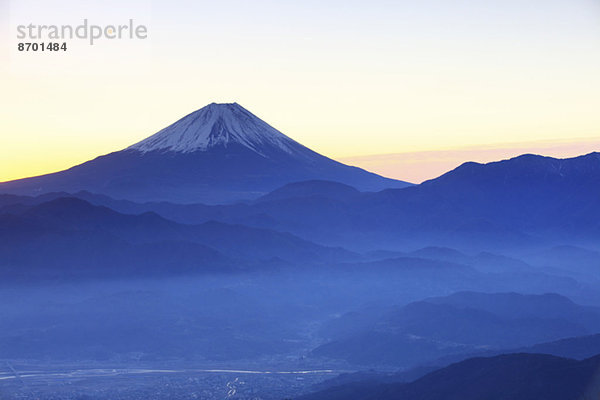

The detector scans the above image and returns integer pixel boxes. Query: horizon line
[2,136,599,185]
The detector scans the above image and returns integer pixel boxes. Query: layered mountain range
[1,103,600,399]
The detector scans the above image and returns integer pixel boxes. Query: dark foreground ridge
[299,353,600,400]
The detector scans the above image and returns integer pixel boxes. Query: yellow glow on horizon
[339,137,600,184]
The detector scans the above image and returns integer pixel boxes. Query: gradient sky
[1,0,599,183]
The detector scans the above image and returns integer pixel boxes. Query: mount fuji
[0,103,410,204]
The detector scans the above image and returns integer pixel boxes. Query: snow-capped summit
[128,103,298,156]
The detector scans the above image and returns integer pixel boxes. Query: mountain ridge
[299,353,600,400]
[0,103,410,203]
